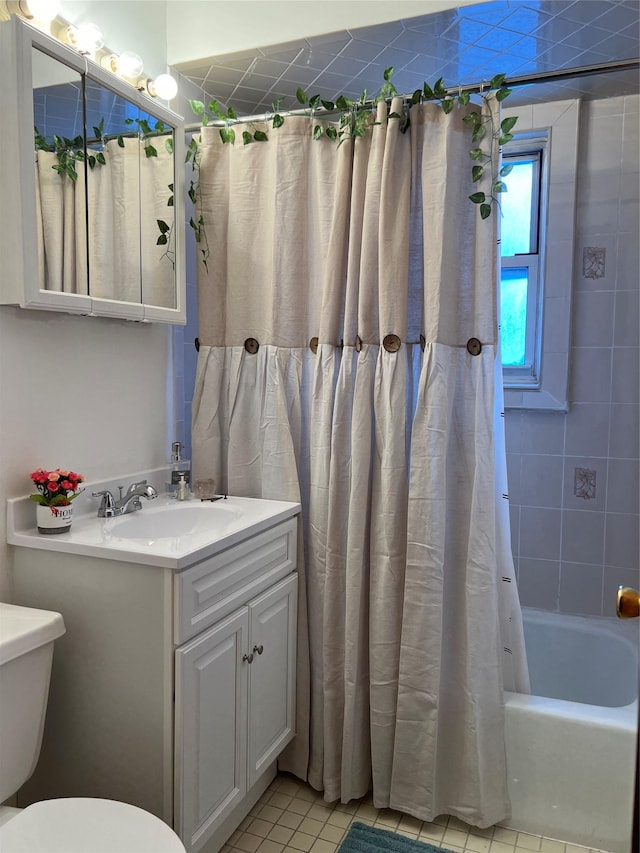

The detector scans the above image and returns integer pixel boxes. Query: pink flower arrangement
[29,468,85,506]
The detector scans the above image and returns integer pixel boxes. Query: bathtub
[503,607,638,853]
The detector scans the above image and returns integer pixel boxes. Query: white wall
[165,0,476,64]
[0,3,173,601]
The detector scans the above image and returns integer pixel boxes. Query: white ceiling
[174,0,640,113]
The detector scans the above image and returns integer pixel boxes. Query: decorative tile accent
[574,467,596,500]
[582,247,606,279]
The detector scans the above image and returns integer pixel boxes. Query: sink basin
[108,503,243,541]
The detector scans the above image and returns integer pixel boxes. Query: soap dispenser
[167,441,191,498]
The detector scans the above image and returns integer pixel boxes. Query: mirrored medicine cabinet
[0,17,186,323]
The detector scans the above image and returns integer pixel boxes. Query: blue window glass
[500,160,534,256]
[500,268,528,367]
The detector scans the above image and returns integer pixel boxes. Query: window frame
[500,136,549,390]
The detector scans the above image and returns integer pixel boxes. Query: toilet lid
[0,798,187,853]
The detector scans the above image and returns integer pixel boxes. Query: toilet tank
[0,603,66,804]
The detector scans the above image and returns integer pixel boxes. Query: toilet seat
[0,798,186,852]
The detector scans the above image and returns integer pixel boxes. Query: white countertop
[7,492,300,570]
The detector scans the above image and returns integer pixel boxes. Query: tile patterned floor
[221,774,607,853]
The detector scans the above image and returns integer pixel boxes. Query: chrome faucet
[92,480,158,518]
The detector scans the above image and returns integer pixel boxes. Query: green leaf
[242,130,253,145]
[208,99,220,115]
[321,99,335,111]
[499,163,514,177]
[272,114,284,128]
[441,99,454,114]
[423,83,434,100]
[145,145,158,158]
[472,165,484,182]
[490,73,507,89]
[92,126,102,139]
[254,130,268,142]
[296,87,308,105]
[117,135,125,147]
[96,152,106,165]
[499,132,514,145]
[469,147,484,161]
[457,91,471,105]
[433,77,446,99]
[471,123,486,142]
[168,196,174,206]
[335,95,351,110]
[493,180,507,193]
[165,138,173,154]
[500,116,518,134]
[227,106,237,120]
[125,117,134,125]
[309,94,321,110]
[139,119,152,135]
[462,111,480,126]
[480,203,492,219]
[157,219,170,234]
[495,87,512,102]
[188,186,197,204]
[155,120,167,132]
[67,164,77,181]
[157,234,168,245]
[313,124,323,140]
[201,114,209,127]
[88,155,96,168]
[469,191,486,204]
[388,112,401,120]
[219,127,235,144]
[383,66,394,82]
[326,126,337,140]
[411,89,422,105]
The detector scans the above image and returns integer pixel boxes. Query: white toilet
[0,602,186,852]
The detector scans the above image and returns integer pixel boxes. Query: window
[500,137,547,388]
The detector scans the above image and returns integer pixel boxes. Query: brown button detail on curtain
[309,337,319,354]
[244,337,260,354]
[383,334,401,353]
[355,335,362,352]
[466,337,482,356]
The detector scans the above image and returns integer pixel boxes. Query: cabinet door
[247,574,297,788]
[175,608,249,852]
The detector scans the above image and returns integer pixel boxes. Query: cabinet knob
[253,644,264,655]
[242,652,254,664]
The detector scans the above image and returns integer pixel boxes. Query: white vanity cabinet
[175,572,297,851]
[11,510,298,853]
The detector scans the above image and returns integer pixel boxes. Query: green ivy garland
[186,68,516,269]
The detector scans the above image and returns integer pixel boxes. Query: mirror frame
[0,17,186,324]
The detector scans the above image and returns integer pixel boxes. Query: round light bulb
[23,0,61,22]
[117,51,144,79]
[75,22,104,55]
[151,73,178,101]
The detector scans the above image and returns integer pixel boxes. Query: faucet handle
[126,479,148,495]
[92,490,116,518]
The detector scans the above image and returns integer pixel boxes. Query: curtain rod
[183,57,639,132]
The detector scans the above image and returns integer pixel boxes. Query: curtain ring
[244,337,259,354]
[355,335,362,352]
[309,336,318,354]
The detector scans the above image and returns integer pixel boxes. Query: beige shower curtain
[36,138,174,305]
[192,96,529,827]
